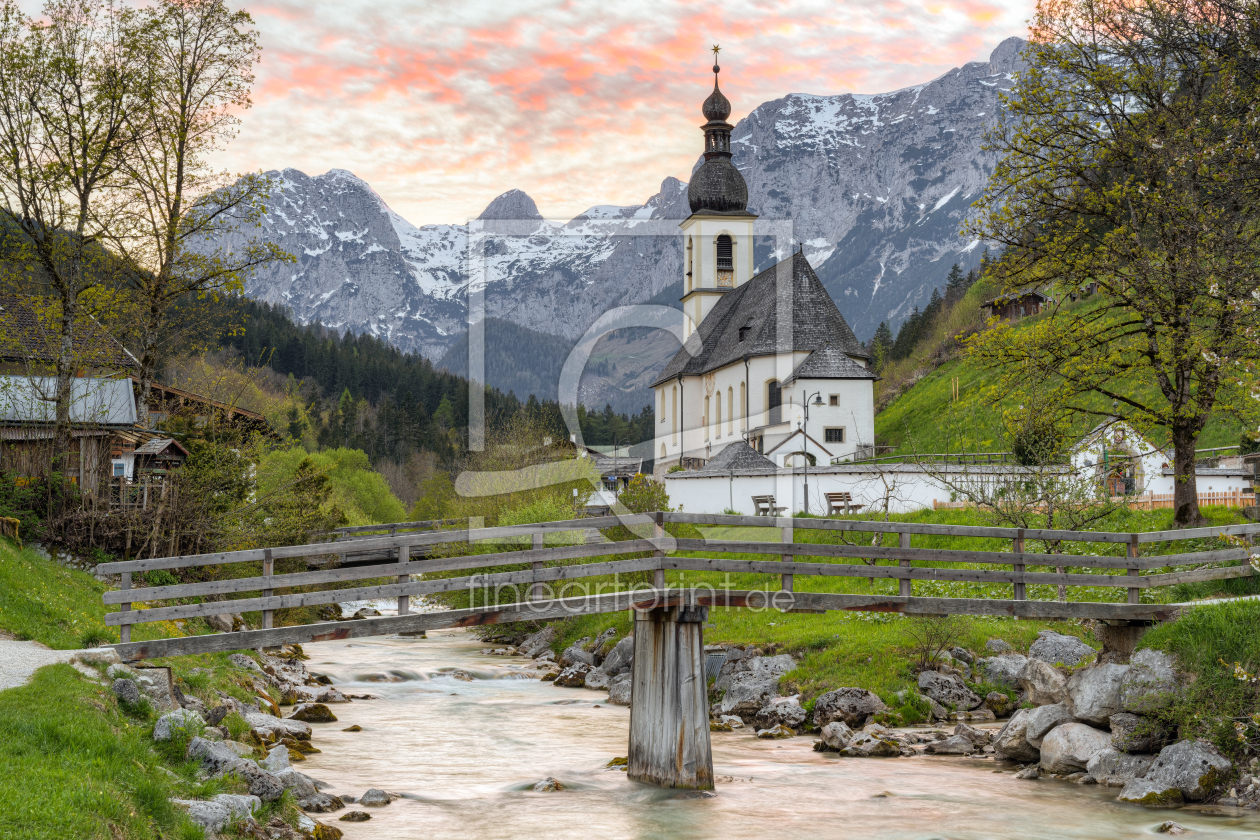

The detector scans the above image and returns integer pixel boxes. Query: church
[652,59,877,477]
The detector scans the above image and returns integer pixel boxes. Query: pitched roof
[0,296,137,370]
[0,375,137,426]
[698,441,776,473]
[784,342,879,385]
[133,437,189,456]
[653,251,868,386]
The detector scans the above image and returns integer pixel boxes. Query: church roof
[784,342,878,385]
[653,251,869,386]
[697,441,775,473]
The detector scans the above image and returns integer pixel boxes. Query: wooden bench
[825,492,865,516]
[751,495,787,516]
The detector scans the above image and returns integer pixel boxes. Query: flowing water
[297,631,1260,840]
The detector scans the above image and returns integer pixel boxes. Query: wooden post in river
[627,601,713,790]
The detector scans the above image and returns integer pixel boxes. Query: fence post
[653,512,666,591]
[898,530,911,597]
[120,571,131,645]
[397,544,410,615]
[530,531,545,601]
[1012,528,1026,603]
[262,548,274,629]
[1127,535,1140,606]
[781,520,793,593]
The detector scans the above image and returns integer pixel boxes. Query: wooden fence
[934,489,1256,511]
[97,512,1260,659]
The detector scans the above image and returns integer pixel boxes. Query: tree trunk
[53,293,77,493]
[1170,421,1204,528]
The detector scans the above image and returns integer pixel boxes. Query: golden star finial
[711,44,721,57]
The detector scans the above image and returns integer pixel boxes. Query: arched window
[671,386,678,445]
[715,395,721,438]
[716,234,733,270]
[739,382,745,428]
[768,380,782,425]
[660,443,666,460]
[704,395,711,438]
[727,387,734,436]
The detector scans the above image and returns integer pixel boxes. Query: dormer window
[738,326,750,342]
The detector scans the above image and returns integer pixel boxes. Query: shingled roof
[653,251,868,386]
[784,342,878,385]
[0,296,137,370]
[697,441,775,473]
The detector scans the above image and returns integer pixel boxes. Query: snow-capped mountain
[231,37,1026,390]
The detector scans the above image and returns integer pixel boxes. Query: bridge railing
[96,511,1260,645]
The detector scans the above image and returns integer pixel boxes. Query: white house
[652,63,876,477]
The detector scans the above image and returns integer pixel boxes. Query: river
[296,630,1260,840]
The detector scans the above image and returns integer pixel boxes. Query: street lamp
[801,389,824,514]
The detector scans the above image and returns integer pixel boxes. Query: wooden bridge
[97,512,1260,791]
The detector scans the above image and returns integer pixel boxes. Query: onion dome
[688,55,749,215]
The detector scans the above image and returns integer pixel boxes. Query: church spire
[687,46,749,215]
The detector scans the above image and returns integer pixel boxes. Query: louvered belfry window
[716,235,733,270]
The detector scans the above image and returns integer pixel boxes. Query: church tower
[680,50,757,338]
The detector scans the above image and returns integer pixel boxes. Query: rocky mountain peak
[477,188,544,221]
[988,36,1028,75]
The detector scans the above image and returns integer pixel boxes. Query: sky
[212,0,1036,225]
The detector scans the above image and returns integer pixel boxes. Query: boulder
[340,812,371,822]
[274,768,318,799]
[244,711,312,741]
[105,663,136,680]
[1066,663,1128,725]
[112,678,143,707]
[1087,747,1155,787]
[213,793,261,821]
[927,696,949,721]
[949,647,975,664]
[754,699,807,731]
[359,789,393,807]
[811,687,889,728]
[290,703,337,723]
[298,793,344,813]
[839,732,901,758]
[260,744,291,774]
[714,653,795,692]
[1017,659,1069,706]
[600,636,634,675]
[953,722,991,746]
[1120,649,1179,714]
[719,715,744,729]
[983,692,1014,718]
[978,654,1028,688]
[532,777,565,791]
[608,672,632,706]
[756,724,796,739]
[315,689,349,704]
[171,800,234,834]
[206,613,247,633]
[583,668,610,690]
[236,761,285,802]
[72,648,121,666]
[1014,766,1040,780]
[516,625,557,658]
[228,653,262,672]
[553,663,591,688]
[951,708,996,722]
[819,721,854,751]
[1024,703,1075,748]
[1029,631,1096,667]
[560,643,595,668]
[187,736,247,775]
[153,709,204,741]
[718,675,781,721]
[917,671,982,711]
[992,709,1040,762]
[925,735,977,755]
[1118,739,1233,805]
[986,638,1012,653]
[1038,722,1114,774]
[1109,712,1171,754]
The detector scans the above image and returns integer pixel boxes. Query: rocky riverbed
[263,629,1260,839]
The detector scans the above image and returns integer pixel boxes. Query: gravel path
[0,641,81,692]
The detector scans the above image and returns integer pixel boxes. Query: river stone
[340,811,371,822]
[983,692,1014,718]
[290,703,337,723]
[917,671,982,711]
[1087,747,1155,787]
[1038,722,1113,774]
[811,687,889,728]
[819,721,854,751]
[228,653,262,672]
[275,768,318,799]
[359,788,393,807]
[583,668,610,690]
[719,675,781,721]
[1030,631,1096,667]
[925,735,977,755]
[954,722,991,746]
[1014,766,1040,780]
[237,761,285,802]
[719,715,744,729]
[315,688,350,704]
[986,639,1012,653]
[560,643,594,668]
[1120,649,1179,714]
[261,744,291,774]
[187,736,247,775]
[533,777,565,791]
[1024,703,1075,748]
[754,699,807,731]
[112,678,144,708]
[949,647,975,664]
[172,800,233,833]
[714,653,795,692]
[600,636,634,675]
[298,793,344,813]
[1067,663,1129,725]
[516,625,557,658]
[756,724,796,739]
[992,708,1040,762]
[1118,739,1233,805]
[839,732,901,758]
[153,709,204,741]
[1017,659,1069,706]
[1110,712,1171,754]
[978,654,1028,688]
[244,711,312,741]
[927,696,949,721]
[553,663,591,688]
[608,672,632,706]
